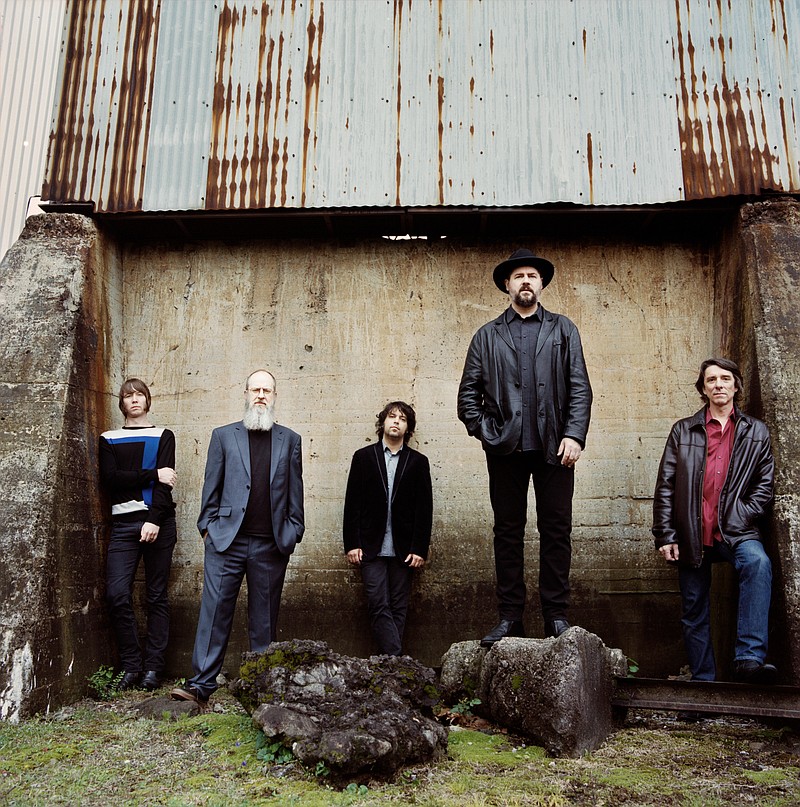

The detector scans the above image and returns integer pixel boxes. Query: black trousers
[106,517,177,673]
[486,450,574,623]
[360,556,413,656]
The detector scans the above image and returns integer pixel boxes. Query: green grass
[0,692,799,806]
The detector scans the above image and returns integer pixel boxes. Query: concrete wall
[120,235,715,676]
[736,200,800,680]
[0,215,122,719]
[5,204,799,717]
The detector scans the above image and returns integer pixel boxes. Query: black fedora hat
[493,248,555,292]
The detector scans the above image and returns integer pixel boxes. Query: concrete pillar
[737,199,800,683]
[0,214,120,719]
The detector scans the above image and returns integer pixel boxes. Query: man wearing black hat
[457,248,592,646]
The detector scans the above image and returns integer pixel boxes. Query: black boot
[480,619,525,648]
[118,671,141,691]
[141,671,161,691]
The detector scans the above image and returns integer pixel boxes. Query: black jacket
[457,306,592,463]
[343,441,433,562]
[652,406,774,567]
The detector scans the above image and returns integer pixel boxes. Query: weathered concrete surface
[441,627,628,756]
[736,199,800,682]
[439,640,487,703]
[122,235,715,678]
[231,639,447,777]
[483,631,627,756]
[441,630,627,757]
[0,215,121,720]
[10,206,800,719]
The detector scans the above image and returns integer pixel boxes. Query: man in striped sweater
[99,378,178,691]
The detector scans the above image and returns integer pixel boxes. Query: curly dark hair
[375,401,416,443]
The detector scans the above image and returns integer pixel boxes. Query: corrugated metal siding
[0,0,66,260]
[675,0,800,199]
[41,0,800,214]
[44,0,161,211]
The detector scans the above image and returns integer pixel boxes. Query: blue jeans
[678,539,772,681]
[106,517,177,673]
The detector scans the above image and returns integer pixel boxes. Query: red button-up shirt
[702,408,736,546]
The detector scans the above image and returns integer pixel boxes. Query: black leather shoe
[141,671,161,691]
[544,618,571,638]
[480,619,525,648]
[118,671,141,691]
[733,659,778,685]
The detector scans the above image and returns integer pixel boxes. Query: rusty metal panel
[675,0,800,199]
[42,0,161,212]
[41,0,800,213]
[0,0,66,260]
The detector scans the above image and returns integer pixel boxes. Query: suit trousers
[360,557,414,656]
[106,517,177,673]
[486,450,574,623]
[190,531,289,697]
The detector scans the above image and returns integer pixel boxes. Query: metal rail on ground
[613,677,800,721]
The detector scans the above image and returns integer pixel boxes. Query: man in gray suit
[171,369,304,707]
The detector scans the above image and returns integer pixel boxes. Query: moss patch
[448,729,547,765]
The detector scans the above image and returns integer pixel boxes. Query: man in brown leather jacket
[653,358,776,683]
[458,248,592,647]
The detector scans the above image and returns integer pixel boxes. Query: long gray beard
[243,402,275,431]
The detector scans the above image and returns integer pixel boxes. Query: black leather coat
[457,306,592,464]
[652,406,774,567]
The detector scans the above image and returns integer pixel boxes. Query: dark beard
[512,289,537,308]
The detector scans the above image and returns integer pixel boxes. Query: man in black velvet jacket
[343,401,433,656]
[458,248,592,647]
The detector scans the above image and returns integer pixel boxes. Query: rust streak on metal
[675,0,789,200]
[207,2,234,209]
[107,0,159,211]
[437,76,445,205]
[76,0,98,202]
[394,0,404,206]
[45,0,93,203]
[586,132,594,204]
[300,0,323,208]
[251,4,270,209]
[272,31,286,207]
[437,0,444,205]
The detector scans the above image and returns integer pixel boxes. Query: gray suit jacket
[197,421,305,555]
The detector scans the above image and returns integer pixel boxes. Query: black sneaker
[733,660,778,685]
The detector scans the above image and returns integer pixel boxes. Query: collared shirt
[703,408,736,546]
[378,440,403,556]
[506,305,543,451]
